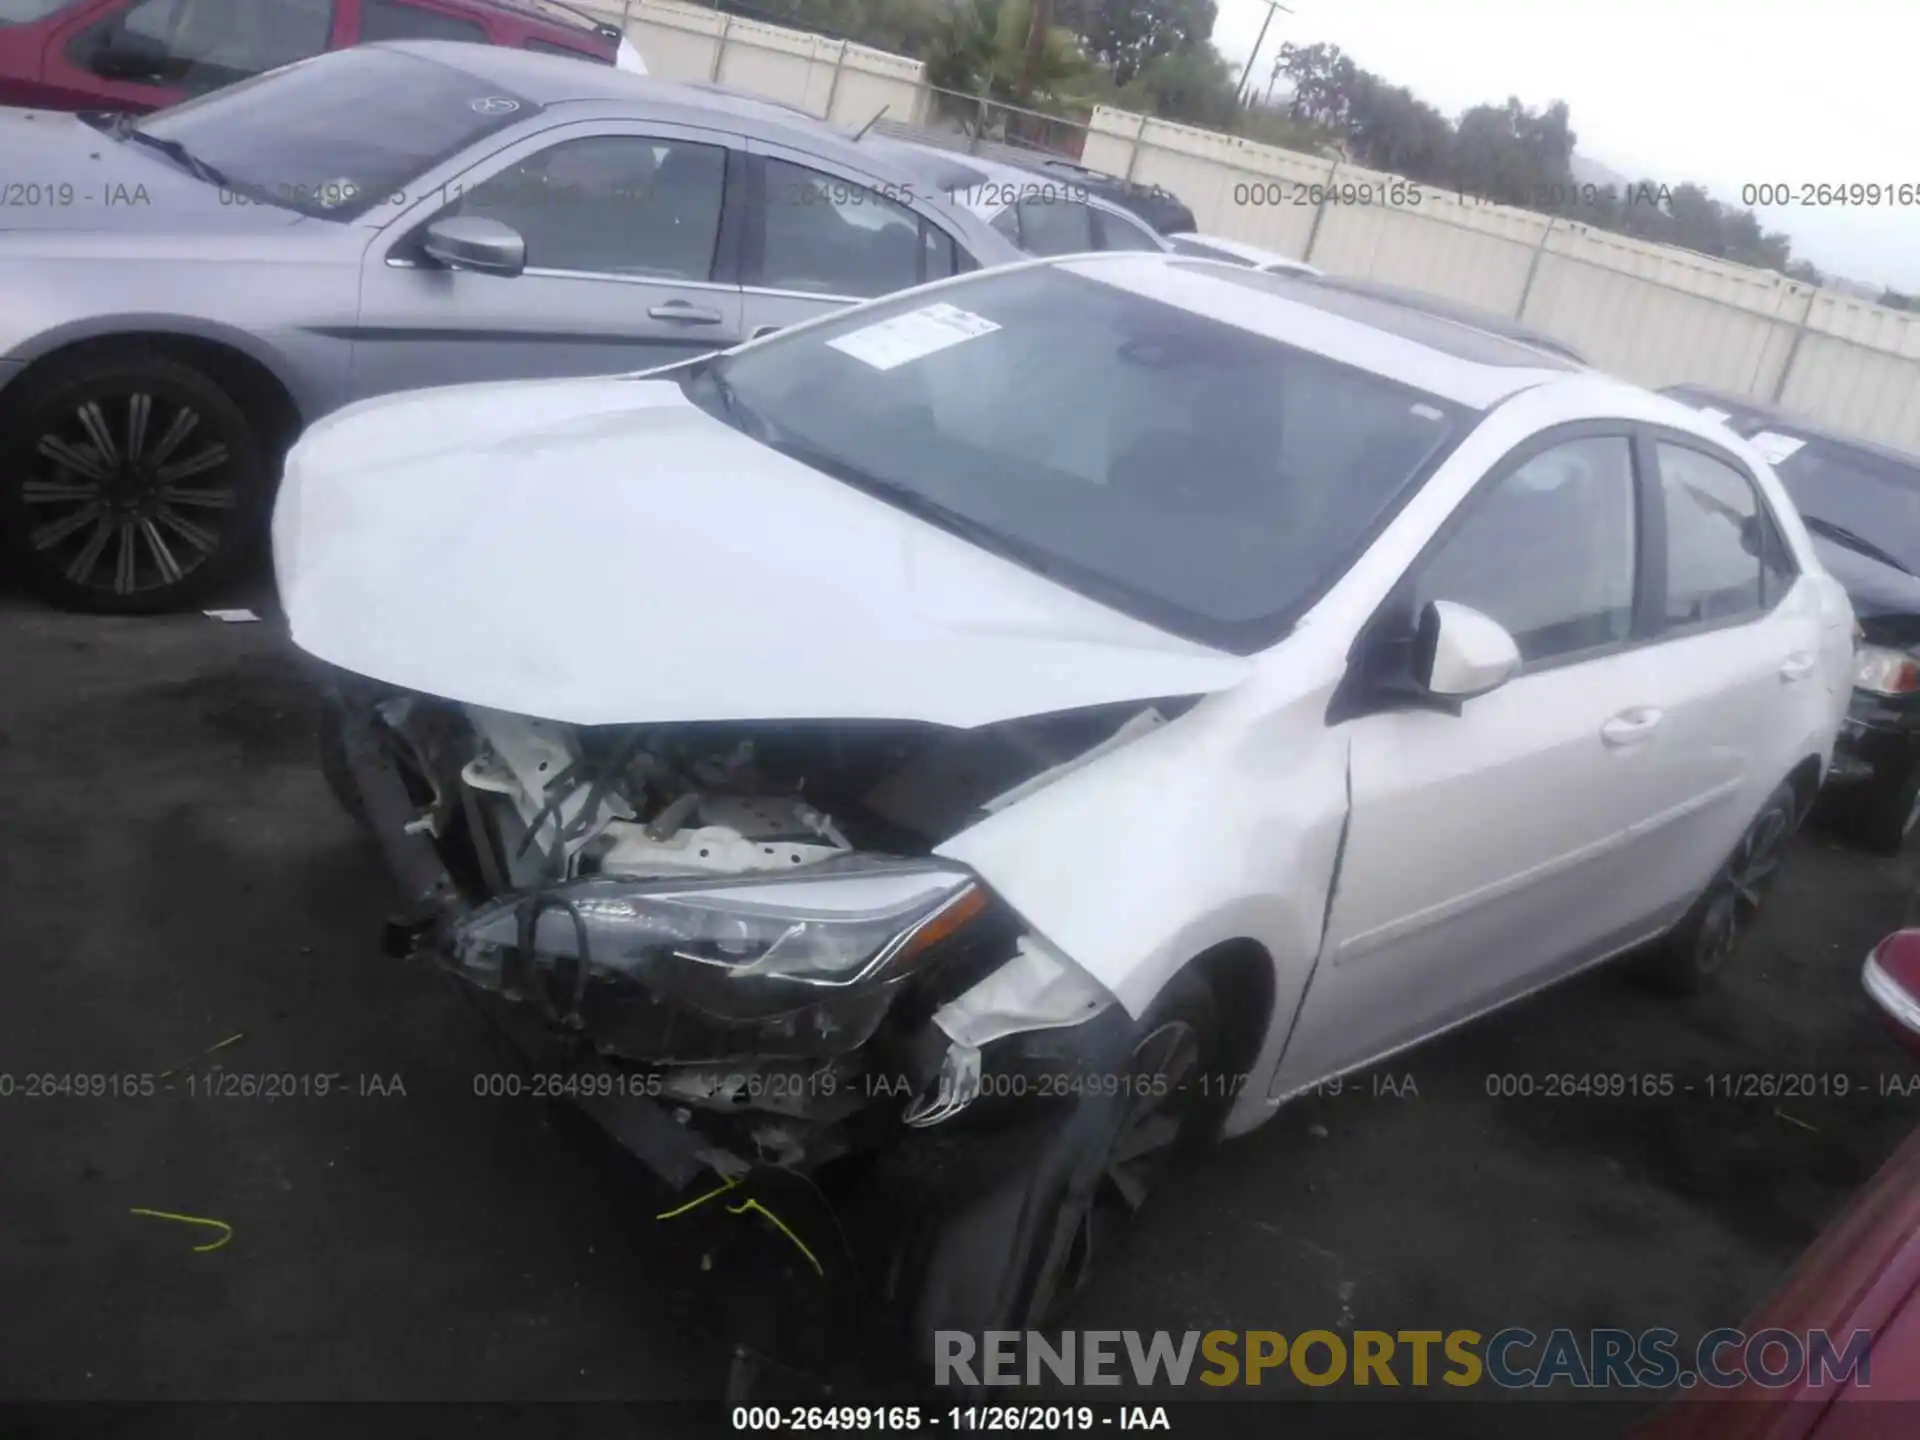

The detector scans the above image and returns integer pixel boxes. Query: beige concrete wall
[576,0,931,127]
[1085,107,1920,451]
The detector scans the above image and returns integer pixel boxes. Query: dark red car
[0,0,618,113]
[1635,930,1920,1439]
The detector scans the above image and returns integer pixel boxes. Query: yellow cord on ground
[654,1174,740,1220]
[726,1197,825,1277]
[129,1208,233,1252]
[654,1174,825,1277]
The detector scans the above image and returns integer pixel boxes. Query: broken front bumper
[331,682,1160,1351]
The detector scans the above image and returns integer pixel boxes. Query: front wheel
[1643,780,1802,995]
[0,353,268,613]
[1021,971,1218,1324]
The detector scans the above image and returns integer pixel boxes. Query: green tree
[1118,45,1238,126]
[1056,0,1217,87]
[925,0,1090,104]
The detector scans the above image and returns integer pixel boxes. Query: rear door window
[360,0,486,44]
[75,0,334,93]
[1656,441,1767,627]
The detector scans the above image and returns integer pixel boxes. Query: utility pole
[1236,0,1293,107]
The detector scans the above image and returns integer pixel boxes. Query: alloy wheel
[1055,1018,1204,1292]
[1695,802,1794,977]
[22,391,238,601]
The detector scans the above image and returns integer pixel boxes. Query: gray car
[0,40,1021,612]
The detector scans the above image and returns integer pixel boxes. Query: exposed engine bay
[332,679,1193,1185]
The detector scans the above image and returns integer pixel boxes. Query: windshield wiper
[101,112,233,191]
[1802,513,1919,577]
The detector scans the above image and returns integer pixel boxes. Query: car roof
[1661,384,1920,472]
[468,0,617,40]
[1170,233,1319,272]
[385,39,814,113]
[881,144,1135,222]
[1295,273,1590,365]
[1058,254,1580,409]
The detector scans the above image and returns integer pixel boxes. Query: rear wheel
[0,353,267,613]
[1644,780,1801,995]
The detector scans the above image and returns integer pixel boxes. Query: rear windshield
[135,47,537,220]
[688,264,1469,652]
[1774,438,1920,575]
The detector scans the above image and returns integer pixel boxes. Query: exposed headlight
[1855,644,1920,696]
[447,856,987,1053]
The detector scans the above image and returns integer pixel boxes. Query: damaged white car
[276,253,1853,1355]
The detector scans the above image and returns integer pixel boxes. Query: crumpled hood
[0,109,303,236]
[275,377,1254,728]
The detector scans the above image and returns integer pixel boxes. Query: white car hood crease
[275,377,1254,728]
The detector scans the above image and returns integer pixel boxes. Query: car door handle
[1600,707,1664,747]
[648,301,724,324]
[1780,653,1817,682]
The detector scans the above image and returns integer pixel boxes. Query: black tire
[1019,969,1219,1325]
[1643,780,1802,995]
[0,351,269,614]
[1826,756,1920,856]
[317,694,368,829]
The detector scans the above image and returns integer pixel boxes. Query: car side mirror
[1409,600,1522,708]
[421,216,526,277]
[1865,931,1920,1057]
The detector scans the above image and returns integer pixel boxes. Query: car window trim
[372,116,747,287]
[1345,420,1651,707]
[1642,423,1796,642]
[738,143,968,299]
[1013,193,1097,255]
[1091,202,1167,252]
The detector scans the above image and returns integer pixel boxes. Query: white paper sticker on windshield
[1749,430,1807,465]
[827,304,1001,371]
[1694,406,1733,425]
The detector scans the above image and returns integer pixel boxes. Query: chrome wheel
[22,390,238,601]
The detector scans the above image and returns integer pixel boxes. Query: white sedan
[277,252,1855,1357]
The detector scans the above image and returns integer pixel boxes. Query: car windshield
[1773,438,1920,576]
[686,264,1468,653]
[132,47,539,220]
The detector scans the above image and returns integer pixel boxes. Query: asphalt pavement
[3,573,1916,1437]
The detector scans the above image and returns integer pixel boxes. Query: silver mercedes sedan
[0,39,1021,612]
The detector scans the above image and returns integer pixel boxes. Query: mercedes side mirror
[421,216,526,277]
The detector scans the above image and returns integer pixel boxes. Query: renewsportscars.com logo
[933,1328,1874,1391]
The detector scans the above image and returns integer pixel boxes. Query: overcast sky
[1208,0,1920,291]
